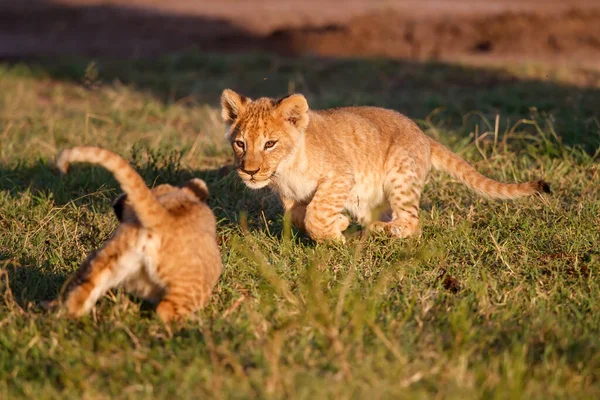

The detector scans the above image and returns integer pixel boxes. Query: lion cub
[56,146,222,322]
[221,89,550,242]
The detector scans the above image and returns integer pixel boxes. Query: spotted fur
[56,146,222,322]
[221,90,550,242]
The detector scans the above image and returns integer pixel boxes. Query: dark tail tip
[536,180,551,194]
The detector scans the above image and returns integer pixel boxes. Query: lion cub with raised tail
[56,146,222,322]
[221,89,550,242]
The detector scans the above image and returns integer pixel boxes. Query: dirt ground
[2,0,600,67]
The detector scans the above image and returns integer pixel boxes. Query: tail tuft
[535,180,551,194]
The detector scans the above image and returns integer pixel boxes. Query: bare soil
[2,0,600,67]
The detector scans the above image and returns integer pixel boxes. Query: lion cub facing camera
[56,146,222,322]
[221,89,550,242]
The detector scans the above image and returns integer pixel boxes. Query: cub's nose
[241,167,260,176]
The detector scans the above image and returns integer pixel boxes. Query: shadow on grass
[0,252,67,308]
[1,1,599,152]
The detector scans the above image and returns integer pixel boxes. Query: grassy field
[1,52,600,399]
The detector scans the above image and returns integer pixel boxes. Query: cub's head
[220,89,309,189]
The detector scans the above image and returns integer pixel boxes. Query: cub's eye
[234,140,245,151]
[264,140,277,150]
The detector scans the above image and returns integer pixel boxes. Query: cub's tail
[428,137,550,199]
[56,146,170,227]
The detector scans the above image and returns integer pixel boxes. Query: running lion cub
[55,146,222,322]
[221,89,550,242]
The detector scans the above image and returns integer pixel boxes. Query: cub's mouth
[237,170,273,189]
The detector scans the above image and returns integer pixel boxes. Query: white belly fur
[121,230,166,302]
[274,168,386,225]
[344,179,386,225]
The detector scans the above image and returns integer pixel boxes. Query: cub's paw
[156,299,194,324]
[305,216,348,244]
[156,300,176,323]
[369,221,421,239]
[314,232,347,244]
[64,284,94,318]
[306,228,347,244]
[335,214,351,233]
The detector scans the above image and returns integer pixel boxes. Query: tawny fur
[56,146,222,322]
[220,89,550,242]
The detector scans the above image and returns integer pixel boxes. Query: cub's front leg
[304,174,352,242]
[279,196,307,230]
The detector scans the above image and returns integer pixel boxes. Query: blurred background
[3,0,600,65]
[1,0,600,152]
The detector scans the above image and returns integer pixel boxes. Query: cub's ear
[275,94,309,131]
[221,89,250,124]
[112,194,127,222]
[184,178,209,202]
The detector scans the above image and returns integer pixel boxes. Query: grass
[1,52,600,399]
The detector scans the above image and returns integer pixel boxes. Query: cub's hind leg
[63,225,140,317]
[370,159,427,238]
[156,277,213,323]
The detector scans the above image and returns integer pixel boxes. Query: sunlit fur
[56,146,222,323]
[221,89,550,242]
